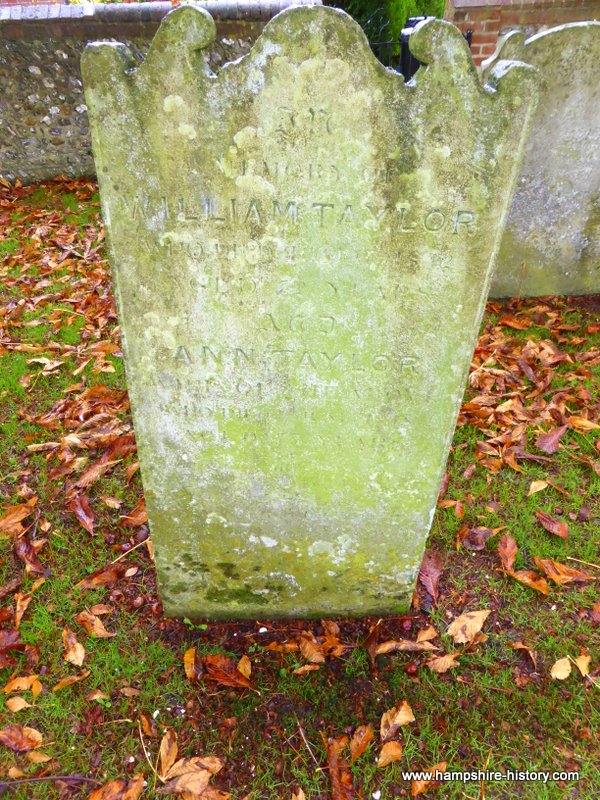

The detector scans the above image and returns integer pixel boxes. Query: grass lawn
[0,179,598,799]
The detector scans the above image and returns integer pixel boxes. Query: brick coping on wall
[0,1,322,38]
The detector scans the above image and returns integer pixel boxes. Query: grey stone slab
[82,6,536,618]
[482,23,600,297]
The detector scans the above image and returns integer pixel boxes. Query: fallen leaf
[13,538,50,577]
[86,774,144,800]
[67,494,95,535]
[463,526,495,550]
[551,657,571,680]
[568,415,600,431]
[349,724,374,763]
[411,761,447,797]
[528,480,548,496]
[52,670,91,692]
[291,791,306,800]
[497,534,518,572]
[26,750,52,763]
[507,570,548,595]
[447,610,490,644]
[426,652,460,673]
[374,639,437,656]
[416,625,438,643]
[159,727,178,779]
[0,497,37,535]
[533,557,594,585]
[237,655,252,679]
[298,634,325,664]
[63,627,85,666]
[202,654,254,690]
[573,654,591,677]
[324,735,355,800]
[377,740,403,767]
[184,647,203,682]
[121,498,148,527]
[3,675,40,694]
[159,755,225,796]
[76,563,126,590]
[510,642,537,671]
[535,510,569,539]
[380,700,415,741]
[418,550,443,602]
[5,697,32,712]
[72,458,119,491]
[76,610,116,638]
[0,724,42,752]
[536,425,568,454]
[292,664,320,675]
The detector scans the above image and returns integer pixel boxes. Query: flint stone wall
[0,1,321,184]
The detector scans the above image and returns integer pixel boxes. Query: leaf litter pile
[0,178,598,799]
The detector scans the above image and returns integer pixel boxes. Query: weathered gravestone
[482,23,600,298]
[81,5,536,618]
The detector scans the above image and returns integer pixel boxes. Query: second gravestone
[82,6,536,617]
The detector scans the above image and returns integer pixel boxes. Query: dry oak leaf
[349,724,374,763]
[535,510,569,539]
[447,610,491,645]
[498,534,518,572]
[551,657,571,680]
[86,774,144,800]
[411,761,447,797]
[567,415,600,431]
[76,610,116,638]
[377,740,403,768]
[63,627,85,666]
[53,670,91,692]
[533,557,594,585]
[426,652,460,673]
[0,723,42,752]
[380,700,415,741]
[418,549,443,602]
[298,633,326,664]
[202,654,254,690]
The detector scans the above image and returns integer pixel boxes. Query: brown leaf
[380,700,415,741]
[202,654,254,690]
[463,526,494,551]
[121,498,148,528]
[573,654,591,677]
[298,633,325,664]
[86,774,144,800]
[0,497,37,535]
[159,727,179,779]
[411,761,447,796]
[3,674,40,694]
[237,655,252,679]
[535,510,569,539]
[73,459,119,491]
[53,670,91,692]
[510,641,537,671]
[527,480,548,496]
[498,534,518,572]
[533,557,594,585]
[568,415,600,431]
[67,494,95,535]
[325,735,356,800]
[76,563,126,590]
[507,570,548,595]
[63,627,86,666]
[159,756,225,796]
[536,425,568,454]
[426,652,460,673]
[292,664,321,675]
[0,724,43,752]
[374,639,438,656]
[377,740,403,768]
[5,696,32,712]
[416,625,438,643]
[418,549,443,602]
[76,610,116,638]
[27,750,52,764]
[13,538,50,577]
[363,619,382,668]
[349,724,374,763]
[446,610,490,644]
[183,647,203,682]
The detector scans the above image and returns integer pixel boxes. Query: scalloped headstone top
[82,5,536,618]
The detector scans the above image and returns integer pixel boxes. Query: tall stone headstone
[82,6,536,618]
[482,23,600,298]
